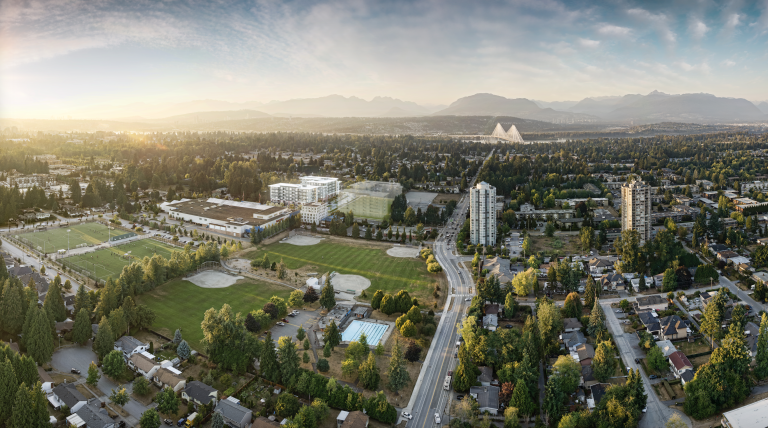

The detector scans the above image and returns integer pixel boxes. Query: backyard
[247,240,440,305]
[136,278,292,351]
[61,238,180,281]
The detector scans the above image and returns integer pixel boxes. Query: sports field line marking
[265,251,432,286]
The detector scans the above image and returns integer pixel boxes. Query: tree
[276,392,300,418]
[0,280,24,335]
[584,275,598,309]
[406,306,423,324]
[177,340,191,360]
[380,294,396,315]
[544,222,556,237]
[139,408,162,428]
[400,320,417,337]
[10,383,33,428]
[504,407,521,428]
[134,376,150,396]
[296,326,306,341]
[289,289,304,308]
[320,281,336,310]
[358,352,380,390]
[700,301,722,348]
[103,350,125,379]
[537,299,563,352]
[371,290,384,309]
[303,287,319,303]
[591,341,617,382]
[404,341,422,362]
[262,254,271,270]
[587,299,606,338]
[662,268,677,292]
[87,361,100,386]
[263,302,279,319]
[552,355,581,393]
[155,386,180,416]
[562,292,583,319]
[0,358,17,424]
[665,413,687,428]
[317,359,330,372]
[388,339,411,392]
[755,313,768,379]
[509,381,536,422]
[580,226,595,251]
[278,336,301,387]
[93,316,115,360]
[24,307,54,365]
[323,320,342,349]
[647,345,667,372]
[511,268,537,297]
[260,332,281,383]
[71,308,92,346]
[43,276,67,322]
[109,386,130,406]
[74,284,91,316]
[504,292,517,318]
[173,329,182,344]
[245,313,260,333]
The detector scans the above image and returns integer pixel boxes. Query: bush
[317,359,330,372]
[420,323,436,336]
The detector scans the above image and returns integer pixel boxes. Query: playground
[15,222,122,253]
[61,239,180,282]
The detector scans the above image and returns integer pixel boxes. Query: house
[588,258,613,274]
[183,381,218,407]
[709,243,729,253]
[114,336,149,360]
[636,295,668,312]
[600,273,624,290]
[588,383,609,409]
[720,396,768,428]
[485,304,500,316]
[214,397,253,428]
[680,371,695,386]
[469,386,500,415]
[563,318,583,333]
[55,319,75,334]
[561,331,586,349]
[581,365,598,388]
[129,352,159,379]
[655,340,677,358]
[38,366,54,395]
[154,366,187,392]
[658,315,689,340]
[746,322,760,358]
[338,411,369,428]
[717,250,751,266]
[629,276,654,292]
[653,273,665,288]
[70,399,116,428]
[701,292,734,311]
[669,351,693,378]
[52,382,87,412]
[576,343,595,365]
[482,313,498,331]
[477,366,493,386]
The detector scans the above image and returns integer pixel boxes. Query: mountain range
[49,91,768,125]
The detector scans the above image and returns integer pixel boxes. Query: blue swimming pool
[341,320,389,345]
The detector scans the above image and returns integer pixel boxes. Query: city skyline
[3,0,768,118]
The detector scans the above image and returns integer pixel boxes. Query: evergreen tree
[10,382,33,428]
[177,340,190,360]
[211,411,225,428]
[371,290,384,310]
[303,287,319,303]
[562,292,582,319]
[93,316,115,360]
[74,284,91,316]
[584,276,597,309]
[592,341,617,382]
[0,358,18,424]
[756,314,768,379]
[320,280,336,310]
[380,294,396,315]
[504,292,517,318]
[387,339,410,393]
[323,320,342,349]
[87,362,100,386]
[700,301,722,348]
[72,308,92,345]
[509,381,536,422]
[173,329,182,344]
[0,280,24,334]
[43,276,67,322]
[25,307,54,364]
[277,336,301,387]
[358,333,369,356]
[260,332,281,383]
[587,298,606,338]
[358,352,380,390]
[13,355,37,388]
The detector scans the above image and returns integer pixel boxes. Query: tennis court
[16,222,113,253]
[61,239,180,282]
[341,320,389,345]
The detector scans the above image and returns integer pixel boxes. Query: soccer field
[62,239,181,282]
[17,222,113,253]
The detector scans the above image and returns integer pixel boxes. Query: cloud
[578,38,600,48]
[675,61,711,73]
[689,19,709,40]
[722,59,736,67]
[596,24,632,38]
[627,8,677,45]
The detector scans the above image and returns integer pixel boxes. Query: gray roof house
[563,318,583,332]
[114,336,149,360]
[469,386,500,415]
[53,382,87,412]
[71,399,116,428]
[214,397,253,428]
[477,366,493,386]
[183,381,218,407]
[561,331,586,350]
[482,314,498,331]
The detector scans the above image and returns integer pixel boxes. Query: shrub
[317,359,330,372]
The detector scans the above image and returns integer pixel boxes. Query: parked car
[635,358,640,363]
[70,368,80,374]
[288,313,296,317]
[649,375,659,379]
[456,395,464,400]
[401,412,413,420]
[505,324,513,329]
[434,414,441,424]
[281,318,289,322]
[177,418,186,427]
[615,309,623,313]
[276,322,285,326]
[164,419,173,426]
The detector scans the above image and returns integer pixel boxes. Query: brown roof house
[129,353,159,379]
[669,351,693,378]
[154,366,187,393]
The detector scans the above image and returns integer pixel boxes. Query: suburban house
[669,351,694,378]
[52,382,87,412]
[561,331,586,349]
[338,411,369,428]
[69,399,116,428]
[581,365,598,388]
[575,343,595,365]
[482,313,498,331]
[635,295,668,312]
[681,371,695,385]
[129,352,159,379]
[37,367,54,395]
[563,318,583,333]
[701,292,734,311]
[717,250,751,266]
[655,340,677,358]
[183,381,218,407]
[746,321,760,359]
[638,312,660,333]
[214,397,253,428]
[588,258,613,275]
[588,384,609,409]
[658,315,689,340]
[477,366,493,386]
[600,273,624,290]
[114,336,149,360]
[154,366,187,392]
[629,276,654,292]
[469,386,500,415]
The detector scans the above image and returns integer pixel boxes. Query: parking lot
[268,307,322,342]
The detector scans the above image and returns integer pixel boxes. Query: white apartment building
[300,176,341,200]
[621,179,652,243]
[741,181,768,193]
[300,202,329,225]
[7,173,56,189]
[269,183,320,204]
[470,182,497,246]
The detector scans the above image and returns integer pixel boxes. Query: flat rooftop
[162,198,288,226]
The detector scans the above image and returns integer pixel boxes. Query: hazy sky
[3,0,768,118]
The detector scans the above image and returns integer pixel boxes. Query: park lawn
[62,239,180,282]
[136,278,292,351]
[18,222,112,252]
[247,241,438,302]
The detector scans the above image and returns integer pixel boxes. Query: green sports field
[16,222,135,253]
[248,240,438,303]
[61,239,180,282]
[137,278,292,350]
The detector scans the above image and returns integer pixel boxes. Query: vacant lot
[136,278,292,351]
[17,222,114,253]
[530,235,582,256]
[675,338,711,356]
[247,240,440,305]
[62,239,180,281]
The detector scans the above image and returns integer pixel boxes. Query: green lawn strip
[137,278,292,351]
[63,239,181,281]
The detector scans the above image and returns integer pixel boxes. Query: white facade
[300,176,341,200]
[470,182,497,246]
[269,183,320,204]
[300,202,328,225]
[741,181,768,193]
[621,179,651,243]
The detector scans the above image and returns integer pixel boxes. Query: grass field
[247,240,438,302]
[136,278,292,350]
[62,239,180,282]
[17,222,114,253]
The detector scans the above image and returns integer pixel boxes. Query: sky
[2,0,768,118]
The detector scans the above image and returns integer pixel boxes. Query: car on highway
[401,412,412,420]
[465,297,471,301]
[434,414,441,424]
